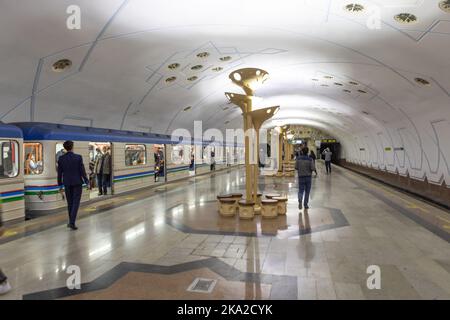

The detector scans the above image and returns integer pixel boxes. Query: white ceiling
[1,0,449,142]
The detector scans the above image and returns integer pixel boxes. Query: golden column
[225,68,278,205]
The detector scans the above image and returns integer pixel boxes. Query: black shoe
[304,205,310,209]
[69,224,78,230]
[298,203,302,210]
[67,223,70,228]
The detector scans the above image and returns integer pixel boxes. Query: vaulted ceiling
[1,0,449,144]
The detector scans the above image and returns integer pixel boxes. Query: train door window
[55,143,65,167]
[24,143,43,175]
[170,145,184,165]
[0,140,19,178]
[153,144,165,181]
[88,142,112,199]
[125,144,146,166]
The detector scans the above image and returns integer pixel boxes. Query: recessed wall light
[334,82,343,86]
[165,76,176,83]
[394,13,417,24]
[358,89,367,94]
[324,75,333,79]
[196,52,210,58]
[414,77,431,86]
[439,1,450,13]
[349,81,359,85]
[311,78,319,81]
[343,89,351,93]
[224,121,230,124]
[362,111,370,115]
[187,76,198,81]
[52,59,72,72]
[168,63,180,70]
[320,84,329,87]
[191,65,203,70]
[344,3,365,13]
[212,67,223,72]
[220,56,232,61]
[183,106,192,112]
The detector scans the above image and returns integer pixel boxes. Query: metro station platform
[1,162,449,300]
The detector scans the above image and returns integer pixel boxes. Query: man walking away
[295,147,315,210]
[322,148,333,174]
[0,216,12,295]
[58,141,89,230]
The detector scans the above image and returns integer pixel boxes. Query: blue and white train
[0,122,244,222]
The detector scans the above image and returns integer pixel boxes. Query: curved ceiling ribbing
[0,1,449,143]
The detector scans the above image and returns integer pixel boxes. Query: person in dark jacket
[295,147,316,210]
[57,141,89,230]
[0,215,12,294]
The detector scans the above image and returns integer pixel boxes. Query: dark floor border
[165,201,349,238]
[22,257,298,300]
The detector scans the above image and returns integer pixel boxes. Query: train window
[24,143,43,175]
[125,144,146,166]
[0,140,19,178]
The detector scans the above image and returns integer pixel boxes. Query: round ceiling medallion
[196,52,210,58]
[414,77,430,86]
[344,3,364,13]
[394,13,417,24]
[191,65,203,70]
[52,59,72,72]
[168,63,180,70]
[439,1,450,13]
[165,76,176,83]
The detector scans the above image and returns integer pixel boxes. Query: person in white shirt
[322,148,333,174]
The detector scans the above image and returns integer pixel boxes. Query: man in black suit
[57,141,89,230]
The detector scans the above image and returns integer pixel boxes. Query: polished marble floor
[1,162,450,300]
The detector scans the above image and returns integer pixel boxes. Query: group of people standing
[295,146,333,210]
[91,146,112,196]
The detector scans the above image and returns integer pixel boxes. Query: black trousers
[325,160,332,173]
[0,268,6,283]
[64,185,82,225]
[102,174,111,194]
[96,174,103,193]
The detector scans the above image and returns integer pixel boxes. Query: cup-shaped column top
[229,68,269,96]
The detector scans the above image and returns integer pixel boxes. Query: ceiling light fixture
[349,81,359,85]
[165,76,176,83]
[334,82,343,86]
[344,3,365,13]
[414,77,431,86]
[191,65,203,70]
[212,67,223,72]
[220,56,232,61]
[196,52,210,58]
[394,13,418,24]
[52,59,72,72]
[187,76,198,81]
[168,63,180,70]
[183,106,192,112]
[358,89,367,93]
[439,1,450,13]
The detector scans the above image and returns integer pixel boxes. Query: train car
[0,123,25,222]
[13,122,175,214]
[194,143,211,175]
[165,143,194,182]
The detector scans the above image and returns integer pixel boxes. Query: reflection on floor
[1,162,450,300]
